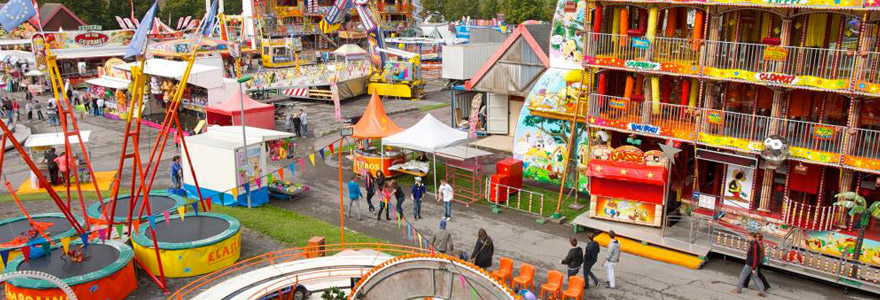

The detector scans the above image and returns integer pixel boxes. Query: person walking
[733,233,766,297]
[376,182,392,221]
[43,148,59,185]
[431,220,454,254]
[170,156,183,189]
[470,228,494,269]
[4,98,13,123]
[347,176,363,220]
[299,109,308,137]
[292,112,302,137]
[54,152,69,184]
[96,97,105,117]
[582,231,601,288]
[365,173,376,212]
[561,238,583,279]
[285,113,295,133]
[47,98,57,125]
[411,177,426,220]
[438,179,453,221]
[35,100,43,120]
[393,181,406,219]
[604,231,621,289]
[25,100,32,120]
[12,99,19,121]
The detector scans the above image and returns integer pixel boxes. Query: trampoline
[132,212,241,278]
[86,191,186,224]
[3,240,137,300]
[0,213,84,273]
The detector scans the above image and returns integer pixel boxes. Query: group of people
[41,148,73,185]
[346,172,447,222]
[733,232,770,297]
[285,109,308,137]
[560,231,620,290]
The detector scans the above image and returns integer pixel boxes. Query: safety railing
[484,178,546,217]
[781,198,842,232]
[699,109,771,144]
[586,33,701,68]
[167,243,428,300]
[662,214,713,246]
[773,118,846,155]
[712,231,880,289]
[857,51,880,88]
[704,40,856,82]
[846,127,880,161]
[589,94,701,140]
[244,267,369,300]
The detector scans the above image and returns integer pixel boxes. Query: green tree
[162,0,206,29]
[501,0,547,24]
[479,0,500,20]
[58,0,105,26]
[833,192,880,278]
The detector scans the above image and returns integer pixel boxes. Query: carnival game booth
[0,213,85,273]
[205,89,276,130]
[181,126,295,207]
[587,145,670,227]
[3,240,137,300]
[23,130,91,189]
[351,93,404,177]
[381,113,468,192]
[132,212,241,278]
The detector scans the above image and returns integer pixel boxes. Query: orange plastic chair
[491,257,514,286]
[512,263,535,291]
[539,270,563,300]
[562,276,585,300]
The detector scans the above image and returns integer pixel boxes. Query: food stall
[23,131,91,189]
[381,113,469,191]
[84,59,131,119]
[351,92,404,177]
[205,89,275,130]
[181,126,295,207]
[587,145,670,227]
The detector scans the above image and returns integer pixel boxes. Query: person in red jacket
[733,233,766,297]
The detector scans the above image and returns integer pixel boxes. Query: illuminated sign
[757,72,796,85]
[624,60,660,71]
[74,32,109,46]
[706,110,724,124]
[628,123,660,135]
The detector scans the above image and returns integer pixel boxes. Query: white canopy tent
[381,113,468,193]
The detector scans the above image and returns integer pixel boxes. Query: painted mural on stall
[549,0,587,70]
[803,231,880,266]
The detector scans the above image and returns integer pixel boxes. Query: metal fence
[589,94,700,140]
[847,127,880,161]
[781,198,842,232]
[484,178,546,217]
[587,33,701,67]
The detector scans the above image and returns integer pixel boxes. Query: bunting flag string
[148,216,157,229]
[255,178,262,189]
[162,211,172,226]
[114,224,124,238]
[299,158,306,169]
[308,154,315,166]
[191,202,199,215]
[20,246,29,263]
[319,149,325,160]
[177,206,186,221]
[278,168,285,180]
[288,164,295,178]
[61,237,71,254]
[328,144,334,154]
[0,249,9,267]
[133,219,141,234]
[80,233,89,251]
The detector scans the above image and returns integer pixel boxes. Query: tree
[59,0,105,27]
[501,0,547,24]
[833,191,880,278]
[162,0,206,29]
[479,0,500,20]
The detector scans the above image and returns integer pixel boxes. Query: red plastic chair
[512,263,535,291]
[491,257,514,286]
[539,270,563,300]
[562,276,585,300]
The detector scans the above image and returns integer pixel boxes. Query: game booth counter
[381,113,469,192]
[3,240,138,300]
[205,89,275,130]
[0,213,85,273]
[587,145,671,227]
[350,92,405,177]
[181,126,296,207]
[83,58,133,119]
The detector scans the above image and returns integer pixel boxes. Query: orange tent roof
[352,92,403,139]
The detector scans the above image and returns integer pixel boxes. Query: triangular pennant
[470,288,478,299]
[405,223,411,240]
[162,211,171,226]
[61,236,71,254]
[417,233,423,249]
[243,183,250,195]
[20,246,30,263]
[319,149,325,160]
[308,154,315,166]
[98,228,108,242]
[231,187,238,197]
[191,202,199,215]
[299,158,305,168]
[0,250,8,267]
[40,241,50,255]
[133,219,141,234]
[80,233,89,251]
[115,224,124,238]
[177,206,186,221]
[219,192,226,202]
[267,173,274,183]
[278,168,285,180]
[328,144,335,154]
[148,215,157,229]
[289,164,296,177]
[255,178,262,189]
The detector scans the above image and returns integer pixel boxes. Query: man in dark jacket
[733,233,766,297]
[471,228,494,269]
[744,233,771,290]
[411,177,427,219]
[583,231,600,288]
[365,173,376,212]
[560,237,583,277]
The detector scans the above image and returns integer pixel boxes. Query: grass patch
[0,191,102,203]
[418,103,451,112]
[211,205,384,247]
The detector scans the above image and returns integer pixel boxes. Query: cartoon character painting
[549,0,586,69]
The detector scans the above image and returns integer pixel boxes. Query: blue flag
[191,202,199,215]
[319,149,325,160]
[80,233,89,251]
[124,1,158,59]
[0,0,36,32]
[289,164,295,177]
[0,249,8,266]
[148,215,157,229]
[200,0,219,36]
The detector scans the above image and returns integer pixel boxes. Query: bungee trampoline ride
[0,213,85,273]
[86,191,187,225]
[132,212,241,278]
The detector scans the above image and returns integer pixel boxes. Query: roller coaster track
[0,271,77,300]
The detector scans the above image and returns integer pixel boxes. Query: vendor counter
[352,149,405,177]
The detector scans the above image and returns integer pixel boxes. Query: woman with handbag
[470,228,494,269]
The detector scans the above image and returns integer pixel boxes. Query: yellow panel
[369,83,412,98]
[133,232,241,278]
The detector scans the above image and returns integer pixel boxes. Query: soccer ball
[761,135,789,168]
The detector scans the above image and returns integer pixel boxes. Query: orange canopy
[352,92,403,139]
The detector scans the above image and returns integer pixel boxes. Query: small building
[35,3,86,31]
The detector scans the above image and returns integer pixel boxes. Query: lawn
[211,204,384,246]
[418,103,451,112]
[0,191,102,203]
